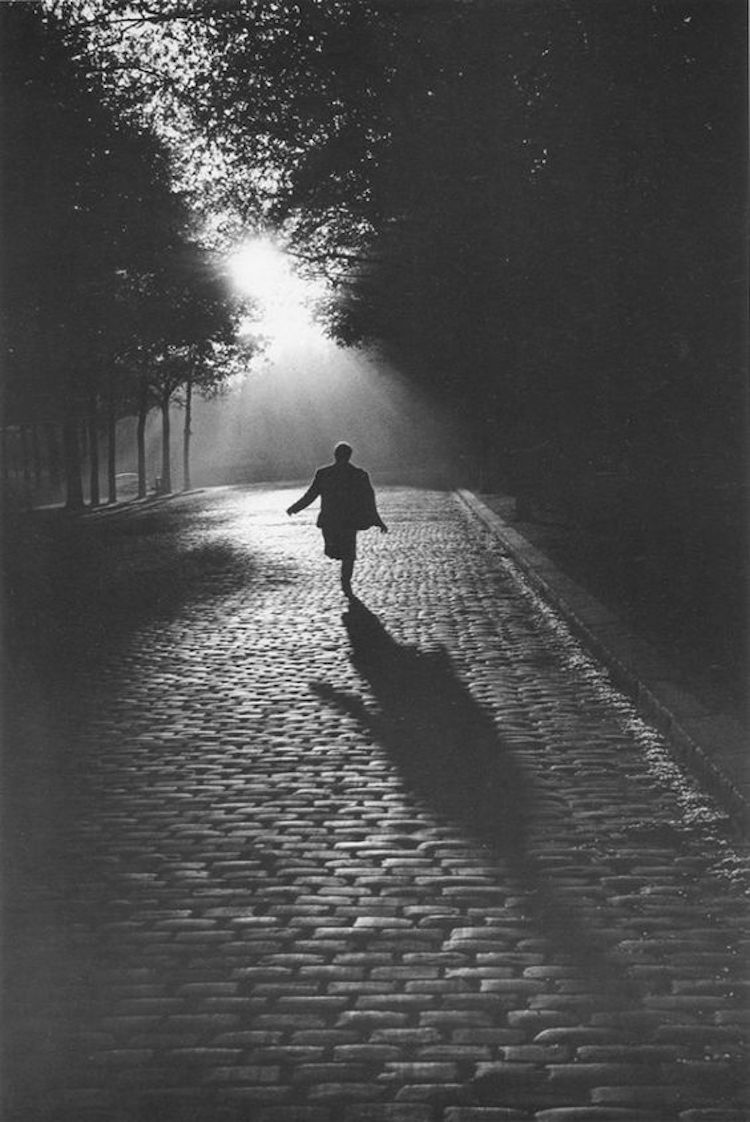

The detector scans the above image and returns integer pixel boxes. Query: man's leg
[341,556,354,597]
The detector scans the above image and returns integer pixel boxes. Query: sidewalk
[3,484,749,1122]
[461,491,748,831]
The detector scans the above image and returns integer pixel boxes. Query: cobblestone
[4,485,748,1121]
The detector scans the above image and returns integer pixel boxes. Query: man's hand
[379,521,389,534]
[286,506,295,516]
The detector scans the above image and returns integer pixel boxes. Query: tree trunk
[107,374,117,504]
[182,371,193,492]
[63,414,84,510]
[161,395,172,493]
[88,391,100,507]
[137,374,148,499]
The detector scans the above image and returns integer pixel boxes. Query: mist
[133,332,468,493]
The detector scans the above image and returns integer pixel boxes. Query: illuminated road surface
[5,485,748,1121]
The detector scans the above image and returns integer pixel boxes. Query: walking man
[286,442,388,598]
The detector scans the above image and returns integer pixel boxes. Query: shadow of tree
[313,598,642,1005]
[3,503,298,677]
[2,500,300,874]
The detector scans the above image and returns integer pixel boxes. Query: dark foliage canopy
[0,2,239,428]
[10,0,748,489]
[49,0,747,477]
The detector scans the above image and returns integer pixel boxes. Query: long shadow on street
[314,598,641,1006]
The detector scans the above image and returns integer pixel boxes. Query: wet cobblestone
[4,485,749,1121]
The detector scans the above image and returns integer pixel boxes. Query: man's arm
[287,473,321,515]
[363,472,388,532]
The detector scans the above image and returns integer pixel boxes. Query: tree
[1,4,204,507]
[130,239,239,495]
[180,334,259,491]
[27,0,748,683]
[38,0,750,489]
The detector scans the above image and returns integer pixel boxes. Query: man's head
[334,442,353,462]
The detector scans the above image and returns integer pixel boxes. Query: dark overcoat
[288,462,381,532]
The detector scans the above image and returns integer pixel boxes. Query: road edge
[457,488,749,836]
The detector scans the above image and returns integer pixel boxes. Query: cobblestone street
[4,485,749,1122]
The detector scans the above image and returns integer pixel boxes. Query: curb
[457,488,749,836]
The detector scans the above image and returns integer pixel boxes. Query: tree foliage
[48,1,746,477]
[22,0,749,495]
[1,2,245,504]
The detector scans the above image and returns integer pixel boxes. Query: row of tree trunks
[1,425,63,487]
[5,387,195,508]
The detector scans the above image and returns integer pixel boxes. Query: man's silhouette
[286,442,388,597]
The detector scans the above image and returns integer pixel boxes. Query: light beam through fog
[227,237,324,357]
[187,334,464,489]
[161,238,467,489]
[119,239,463,492]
